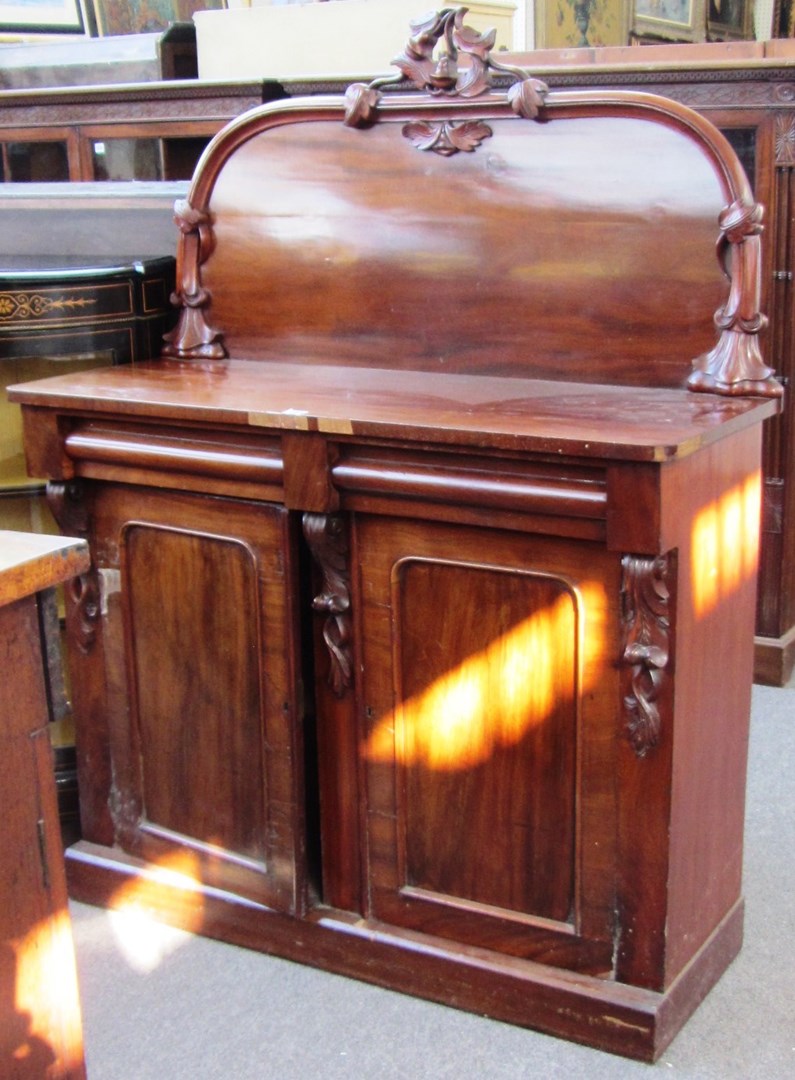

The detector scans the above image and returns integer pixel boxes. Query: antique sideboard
[8,9,782,1062]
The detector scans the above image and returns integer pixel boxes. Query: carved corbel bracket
[620,554,672,758]
[343,6,548,148]
[303,513,353,697]
[161,198,227,362]
[688,199,782,398]
[47,480,99,655]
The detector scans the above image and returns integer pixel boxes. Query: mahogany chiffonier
[0,531,88,1079]
[7,9,782,1062]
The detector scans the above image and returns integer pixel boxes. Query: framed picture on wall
[631,0,708,41]
[92,0,225,37]
[707,0,755,39]
[0,0,86,33]
[537,0,632,48]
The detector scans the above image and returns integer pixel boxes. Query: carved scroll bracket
[620,554,672,758]
[161,198,227,362]
[47,480,99,655]
[688,198,783,398]
[303,512,353,697]
[343,6,548,146]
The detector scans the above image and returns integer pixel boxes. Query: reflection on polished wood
[7,7,778,1063]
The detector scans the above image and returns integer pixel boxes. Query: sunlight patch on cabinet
[104,850,204,973]
[691,472,761,618]
[364,559,607,924]
[364,567,606,772]
[11,909,84,1072]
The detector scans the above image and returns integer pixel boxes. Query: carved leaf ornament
[343,5,549,155]
[620,555,671,758]
[303,513,354,698]
[403,118,492,155]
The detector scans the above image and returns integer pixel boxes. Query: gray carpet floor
[70,683,794,1079]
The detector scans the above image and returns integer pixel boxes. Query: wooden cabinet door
[355,516,622,975]
[89,484,305,913]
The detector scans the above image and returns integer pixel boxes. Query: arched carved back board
[164,7,780,398]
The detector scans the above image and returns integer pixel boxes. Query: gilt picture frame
[92,0,225,37]
[707,0,755,39]
[631,0,708,41]
[536,0,632,48]
[0,0,86,33]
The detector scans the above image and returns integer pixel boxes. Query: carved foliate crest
[343,5,548,139]
[391,7,495,98]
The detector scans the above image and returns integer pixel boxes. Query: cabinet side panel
[662,429,761,983]
[124,525,265,860]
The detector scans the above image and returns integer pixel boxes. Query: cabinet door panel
[356,516,620,973]
[397,559,577,923]
[93,485,304,911]
[126,526,266,860]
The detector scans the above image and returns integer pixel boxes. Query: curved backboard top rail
[162,6,781,399]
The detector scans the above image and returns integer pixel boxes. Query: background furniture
[0,79,269,182]
[0,530,89,1080]
[0,254,176,845]
[9,11,779,1060]
[0,24,199,91]
[0,252,176,546]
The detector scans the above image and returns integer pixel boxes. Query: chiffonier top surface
[8,358,778,463]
